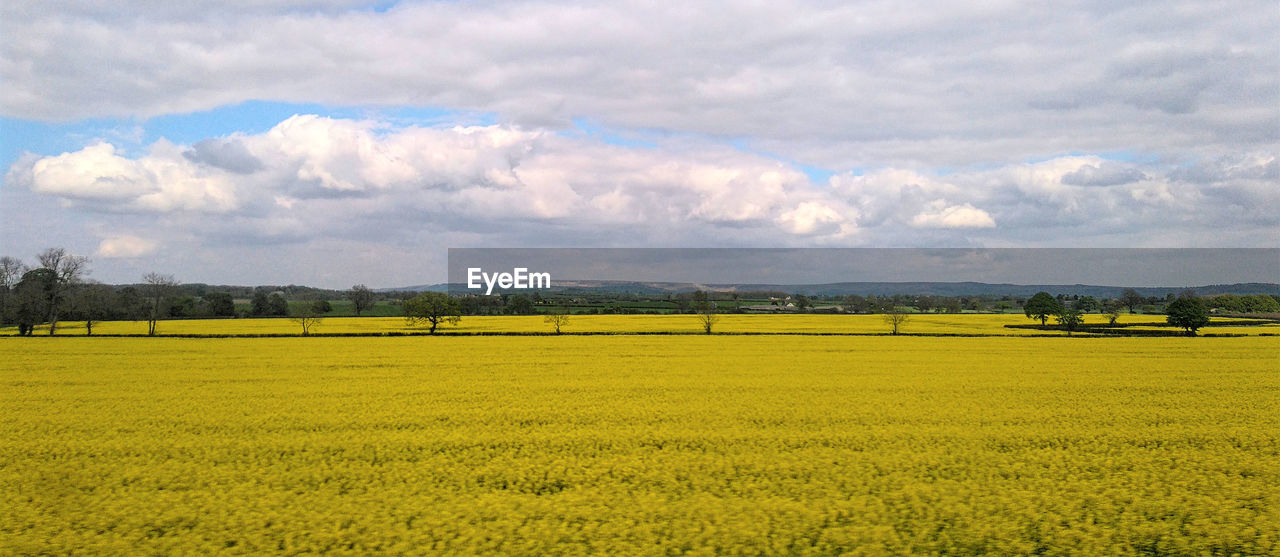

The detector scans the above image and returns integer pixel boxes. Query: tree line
[4,247,1275,337]
[0,248,383,336]
[1023,290,1225,336]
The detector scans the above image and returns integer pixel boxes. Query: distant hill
[377,284,452,293]
[386,281,1280,298]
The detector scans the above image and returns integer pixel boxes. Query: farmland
[5,313,1279,337]
[2,333,1278,554]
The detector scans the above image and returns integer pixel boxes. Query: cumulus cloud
[10,141,240,213]
[96,235,159,258]
[777,202,853,236]
[3,115,1276,285]
[828,169,965,229]
[7,114,1273,272]
[910,202,996,229]
[24,144,157,201]
[6,116,861,251]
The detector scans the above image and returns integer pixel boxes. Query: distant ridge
[383,281,1280,297]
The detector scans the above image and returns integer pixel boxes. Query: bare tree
[142,273,178,336]
[290,306,323,336]
[0,256,22,287]
[36,248,90,335]
[0,256,25,326]
[544,308,570,334]
[882,304,909,335]
[692,291,719,335]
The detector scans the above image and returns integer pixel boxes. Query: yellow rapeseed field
[8,313,1277,336]
[2,334,1277,554]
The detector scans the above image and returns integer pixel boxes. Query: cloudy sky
[1,1,1276,288]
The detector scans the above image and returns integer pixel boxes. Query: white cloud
[14,141,240,213]
[828,168,963,228]
[96,235,158,258]
[2,2,1274,169]
[910,202,996,229]
[777,202,853,236]
[5,114,1276,286]
[27,144,156,201]
[8,116,852,243]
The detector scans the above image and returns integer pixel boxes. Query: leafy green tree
[1209,294,1242,312]
[1055,308,1084,335]
[1244,295,1280,313]
[1165,297,1210,336]
[404,292,461,334]
[942,297,963,314]
[348,284,375,316]
[251,291,270,316]
[1102,300,1123,325]
[1023,291,1063,326]
[1075,296,1099,313]
[267,293,289,316]
[793,294,812,311]
[114,287,146,321]
[459,295,503,315]
[505,294,535,315]
[204,292,236,317]
[13,268,56,335]
[311,299,333,314]
[1120,288,1145,313]
[69,282,116,335]
[168,296,198,318]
